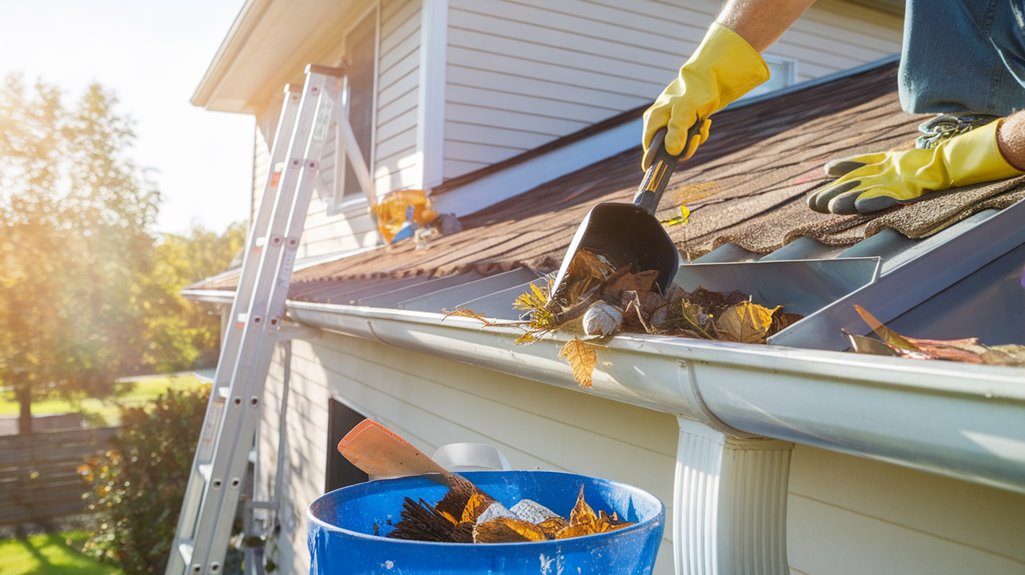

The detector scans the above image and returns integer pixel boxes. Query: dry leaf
[559,338,597,387]
[853,305,920,352]
[473,517,548,543]
[982,345,1025,366]
[568,486,598,527]
[567,249,616,282]
[603,269,659,300]
[714,301,780,344]
[460,491,492,524]
[536,516,569,538]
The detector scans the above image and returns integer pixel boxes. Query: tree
[0,75,159,433]
[139,222,246,372]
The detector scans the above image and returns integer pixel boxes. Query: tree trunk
[17,387,32,435]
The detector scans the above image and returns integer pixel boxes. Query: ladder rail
[165,84,303,575]
[167,65,348,575]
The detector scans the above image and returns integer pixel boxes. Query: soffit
[193,0,368,114]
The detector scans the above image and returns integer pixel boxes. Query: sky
[0,0,253,235]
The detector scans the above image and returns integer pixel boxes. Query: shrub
[80,385,210,574]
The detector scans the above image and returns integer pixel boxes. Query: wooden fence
[0,427,117,525]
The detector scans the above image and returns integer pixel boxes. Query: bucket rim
[306,469,665,548]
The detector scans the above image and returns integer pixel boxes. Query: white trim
[334,2,380,209]
[418,0,448,190]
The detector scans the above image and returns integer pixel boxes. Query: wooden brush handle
[337,419,451,480]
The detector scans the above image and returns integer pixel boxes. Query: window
[335,7,378,206]
[744,56,797,99]
[325,399,369,492]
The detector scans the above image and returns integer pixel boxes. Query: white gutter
[285,299,1025,495]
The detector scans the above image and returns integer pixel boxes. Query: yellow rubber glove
[642,23,769,169]
[808,119,1024,214]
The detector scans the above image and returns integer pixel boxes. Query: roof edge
[191,0,272,109]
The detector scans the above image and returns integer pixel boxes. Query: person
[641,0,1025,215]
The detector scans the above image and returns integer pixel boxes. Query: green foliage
[139,222,245,372]
[80,386,210,574]
[0,75,159,431]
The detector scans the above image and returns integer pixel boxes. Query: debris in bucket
[387,485,634,544]
[444,249,802,387]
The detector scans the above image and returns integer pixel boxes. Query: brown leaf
[567,249,616,282]
[982,344,1025,366]
[714,301,780,344]
[473,517,548,543]
[556,522,606,539]
[903,336,989,363]
[852,305,921,352]
[559,338,597,387]
[443,307,490,323]
[602,269,659,300]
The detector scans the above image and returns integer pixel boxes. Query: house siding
[256,331,1025,575]
[441,0,903,179]
[248,0,422,260]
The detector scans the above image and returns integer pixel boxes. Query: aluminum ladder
[166,63,373,575]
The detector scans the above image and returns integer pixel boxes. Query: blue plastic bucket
[308,470,665,574]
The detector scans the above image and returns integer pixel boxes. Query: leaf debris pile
[445,249,802,387]
[387,483,634,544]
[850,305,1025,366]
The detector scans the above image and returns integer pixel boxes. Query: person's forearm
[717,0,817,52]
[998,111,1025,171]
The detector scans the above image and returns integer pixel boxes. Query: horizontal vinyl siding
[258,329,1025,575]
[374,0,421,195]
[442,0,902,180]
[268,331,679,574]
[787,445,1025,575]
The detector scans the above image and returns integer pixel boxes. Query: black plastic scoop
[547,129,684,311]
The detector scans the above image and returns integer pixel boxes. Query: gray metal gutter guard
[285,300,1025,496]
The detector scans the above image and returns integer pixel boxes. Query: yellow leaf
[559,338,597,387]
[660,205,691,226]
[568,486,598,527]
[714,301,780,344]
[473,517,548,543]
[537,516,568,538]
[514,332,538,345]
[459,492,492,524]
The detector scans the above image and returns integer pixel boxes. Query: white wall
[441,0,903,179]
[256,330,1025,575]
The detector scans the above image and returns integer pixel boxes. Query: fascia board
[286,299,1025,495]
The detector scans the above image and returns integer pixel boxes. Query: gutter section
[286,299,1025,496]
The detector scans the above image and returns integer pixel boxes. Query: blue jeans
[900,0,1025,115]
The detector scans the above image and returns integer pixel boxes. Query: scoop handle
[337,419,451,481]
[633,124,699,213]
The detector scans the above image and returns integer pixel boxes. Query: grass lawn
[0,530,121,575]
[0,373,207,427]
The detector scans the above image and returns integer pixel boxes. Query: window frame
[331,2,380,212]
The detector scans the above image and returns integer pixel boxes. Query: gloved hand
[808,119,1024,214]
[642,23,769,170]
